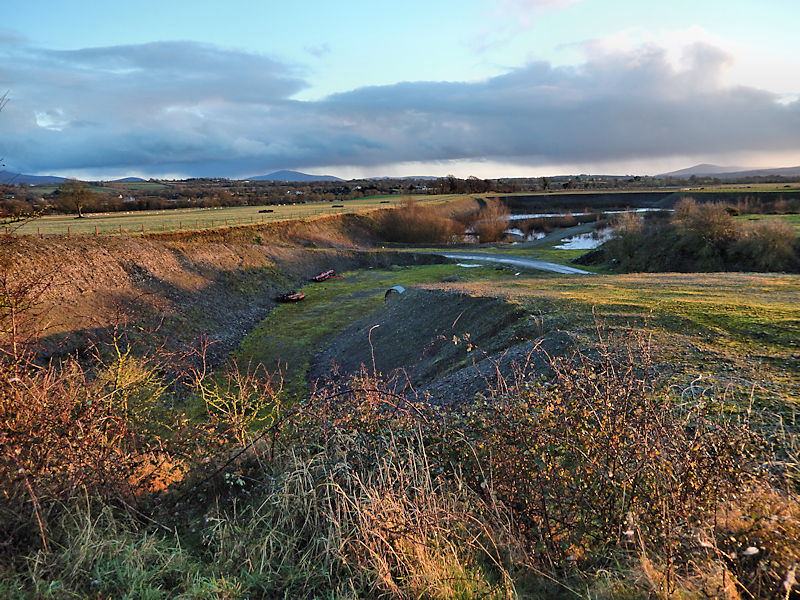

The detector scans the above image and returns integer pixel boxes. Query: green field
[736,212,800,232]
[8,194,466,236]
[427,271,800,404]
[683,181,800,192]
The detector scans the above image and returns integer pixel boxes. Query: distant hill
[659,164,800,178]
[716,165,800,178]
[0,171,67,185]
[658,164,743,177]
[245,170,343,182]
[112,177,147,183]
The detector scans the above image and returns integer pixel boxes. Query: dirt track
[436,251,592,274]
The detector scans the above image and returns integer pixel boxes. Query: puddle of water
[506,228,546,241]
[509,207,668,221]
[456,263,482,268]
[554,229,613,250]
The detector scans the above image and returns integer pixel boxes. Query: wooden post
[179,221,182,231]
[142,223,145,234]
[119,224,122,234]
[95,225,98,236]
[37,226,41,237]
[67,226,70,236]
[162,222,165,232]
[196,220,199,230]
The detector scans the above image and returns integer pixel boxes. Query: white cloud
[1,37,799,178]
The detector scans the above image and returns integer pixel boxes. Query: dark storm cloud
[1,38,798,176]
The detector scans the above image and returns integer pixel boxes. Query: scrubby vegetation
[601,199,800,272]
[2,214,799,598]
[2,284,799,597]
[472,199,511,243]
[378,198,466,243]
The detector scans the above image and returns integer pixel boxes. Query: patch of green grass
[475,273,798,351]
[689,182,800,192]
[427,272,800,404]
[235,264,517,398]
[736,213,800,232]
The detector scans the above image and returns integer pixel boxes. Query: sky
[1,0,799,180]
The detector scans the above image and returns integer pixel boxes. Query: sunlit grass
[9,194,475,236]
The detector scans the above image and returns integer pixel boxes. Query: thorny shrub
[0,356,166,552]
[186,338,284,447]
[292,330,769,594]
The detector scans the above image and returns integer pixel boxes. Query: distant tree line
[2,172,800,220]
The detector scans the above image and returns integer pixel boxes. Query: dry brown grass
[379,198,465,243]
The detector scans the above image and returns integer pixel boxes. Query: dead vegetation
[2,289,799,597]
[2,218,799,598]
[378,198,467,243]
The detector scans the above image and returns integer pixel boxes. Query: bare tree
[57,180,96,218]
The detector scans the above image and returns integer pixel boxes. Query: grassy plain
[736,212,800,231]
[9,194,468,236]
[684,181,800,192]
[426,272,800,404]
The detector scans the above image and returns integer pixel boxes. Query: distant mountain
[112,177,147,183]
[0,171,67,185]
[659,164,800,178]
[658,164,743,177]
[245,170,343,182]
[715,165,800,178]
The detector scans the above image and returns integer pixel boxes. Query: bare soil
[3,213,443,362]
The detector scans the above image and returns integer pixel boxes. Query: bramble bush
[602,198,799,272]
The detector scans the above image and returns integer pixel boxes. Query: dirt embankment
[3,213,443,360]
[310,288,575,403]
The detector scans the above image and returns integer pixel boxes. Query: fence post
[95,225,98,236]
[179,221,182,231]
[119,224,122,234]
[37,226,41,237]
[67,226,70,236]
[196,220,199,230]
[142,223,145,234]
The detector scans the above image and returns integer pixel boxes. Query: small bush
[474,199,510,243]
[379,199,465,244]
[603,199,799,272]
[732,219,799,271]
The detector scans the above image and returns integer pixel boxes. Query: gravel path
[435,252,593,275]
